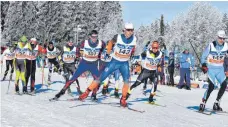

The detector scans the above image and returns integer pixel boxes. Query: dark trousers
[168,67,174,86]
[3,60,14,77]
[25,60,36,91]
[178,68,190,87]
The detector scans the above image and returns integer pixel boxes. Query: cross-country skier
[14,35,28,94]
[128,41,162,103]
[199,30,227,111]
[45,41,62,85]
[24,38,42,94]
[1,43,15,81]
[51,30,106,101]
[78,23,137,107]
[59,37,81,95]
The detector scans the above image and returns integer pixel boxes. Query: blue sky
[120,1,228,29]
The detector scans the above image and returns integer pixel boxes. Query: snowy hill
[1,66,228,127]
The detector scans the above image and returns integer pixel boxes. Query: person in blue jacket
[199,30,227,112]
[177,48,195,90]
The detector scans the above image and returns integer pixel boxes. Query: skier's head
[67,37,74,47]
[169,52,174,58]
[183,48,189,54]
[19,35,28,46]
[123,22,134,39]
[30,38,37,48]
[48,41,54,49]
[217,30,226,45]
[89,30,98,43]
[150,41,159,53]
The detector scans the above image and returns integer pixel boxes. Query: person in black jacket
[168,52,175,86]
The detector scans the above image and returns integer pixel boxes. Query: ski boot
[120,96,127,107]
[77,87,83,95]
[185,86,191,90]
[102,85,109,95]
[213,101,223,111]
[15,85,20,95]
[148,93,155,103]
[199,102,206,112]
[91,92,98,101]
[23,86,28,94]
[78,89,90,101]
[50,89,66,101]
[114,88,119,98]
[58,69,62,75]
[2,76,6,81]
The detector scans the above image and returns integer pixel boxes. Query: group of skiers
[1,22,227,112]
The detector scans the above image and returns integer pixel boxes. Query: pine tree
[160,14,165,36]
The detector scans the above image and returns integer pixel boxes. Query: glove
[76,57,80,62]
[104,54,111,60]
[201,63,208,74]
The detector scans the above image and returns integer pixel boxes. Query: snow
[1,66,228,127]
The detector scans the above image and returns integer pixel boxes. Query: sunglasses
[152,47,158,49]
[91,36,98,39]
[218,37,225,40]
[126,29,134,32]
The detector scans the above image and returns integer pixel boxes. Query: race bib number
[63,53,76,62]
[114,44,133,59]
[4,53,14,59]
[16,49,27,59]
[47,52,57,59]
[84,48,100,58]
[27,50,38,60]
[145,58,160,70]
[208,54,225,64]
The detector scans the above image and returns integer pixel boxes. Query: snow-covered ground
[1,66,228,127]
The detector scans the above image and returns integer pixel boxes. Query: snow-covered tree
[1,1,123,44]
[166,2,225,64]
[223,13,228,35]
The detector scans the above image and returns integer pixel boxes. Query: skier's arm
[98,41,106,59]
[201,44,210,65]
[1,49,7,61]
[106,34,118,54]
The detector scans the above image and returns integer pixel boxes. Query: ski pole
[189,39,201,65]
[6,73,12,94]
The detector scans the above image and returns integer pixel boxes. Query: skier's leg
[55,60,87,99]
[3,60,10,80]
[213,70,227,111]
[177,68,185,88]
[9,60,14,77]
[79,60,119,100]
[25,60,31,92]
[30,60,36,92]
[21,60,27,93]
